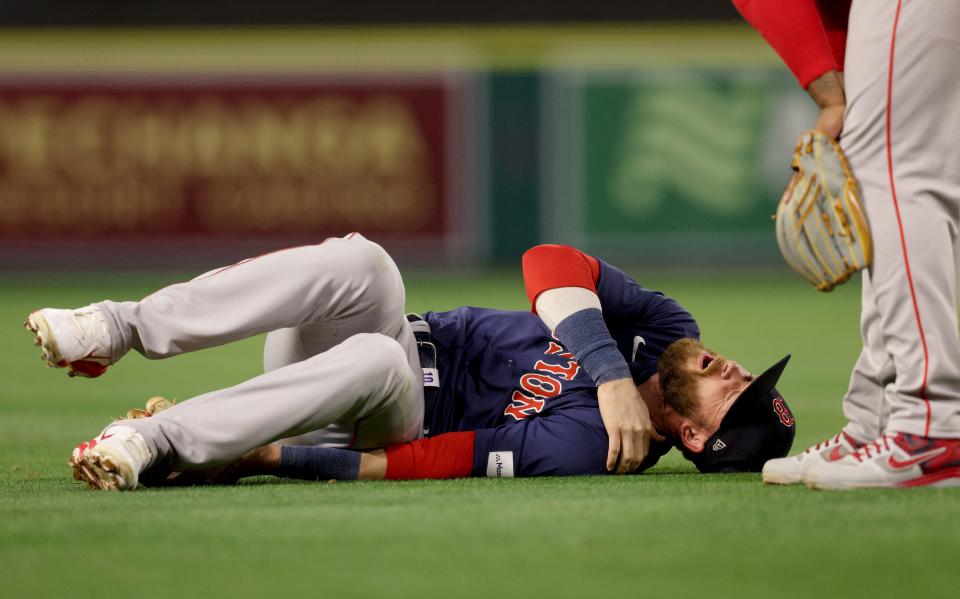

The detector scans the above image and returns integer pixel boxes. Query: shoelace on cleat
[805,433,844,454]
[851,434,893,462]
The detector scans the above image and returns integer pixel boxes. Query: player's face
[691,348,754,434]
[658,339,755,434]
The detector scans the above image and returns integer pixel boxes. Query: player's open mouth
[699,353,714,370]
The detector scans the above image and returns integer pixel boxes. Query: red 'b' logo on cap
[772,396,794,427]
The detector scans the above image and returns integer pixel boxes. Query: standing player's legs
[955,233,960,313]
[840,271,895,442]
[840,0,960,438]
[830,0,896,444]
[807,0,960,489]
[762,266,887,485]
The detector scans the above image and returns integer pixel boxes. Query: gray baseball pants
[840,0,960,441]
[96,233,424,470]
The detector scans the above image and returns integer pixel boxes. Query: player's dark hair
[658,338,708,424]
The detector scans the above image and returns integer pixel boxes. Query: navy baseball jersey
[424,259,700,477]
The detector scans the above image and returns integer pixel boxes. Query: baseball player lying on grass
[25,234,796,490]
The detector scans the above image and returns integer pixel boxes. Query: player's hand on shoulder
[597,378,665,475]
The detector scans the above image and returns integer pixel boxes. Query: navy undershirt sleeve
[277,446,361,481]
[554,308,632,386]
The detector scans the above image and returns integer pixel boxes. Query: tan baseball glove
[775,130,873,291]
[115,396,176,421]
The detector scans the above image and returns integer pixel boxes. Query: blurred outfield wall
[0,26,815,268]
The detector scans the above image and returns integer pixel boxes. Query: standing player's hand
[806,70,846,140]
[597,378,665,474]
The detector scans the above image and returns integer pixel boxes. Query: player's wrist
[277,445,362,481]
[805,70,845,109]
[597,377,636,392]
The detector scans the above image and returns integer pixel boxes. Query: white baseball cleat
[25,306,113,378]
[805,433,960,490]
[762,431,864,485]
[69,425,155,491]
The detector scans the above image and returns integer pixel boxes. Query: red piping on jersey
[885,0,931,436]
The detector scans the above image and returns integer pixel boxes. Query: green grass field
[2,268,959,598]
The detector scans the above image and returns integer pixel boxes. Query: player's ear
[678,420,709,454]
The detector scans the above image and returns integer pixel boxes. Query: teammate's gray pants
[96,234,424,470]
[841,0,960,441]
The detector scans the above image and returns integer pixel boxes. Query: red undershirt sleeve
[732,0,844,89]
[384,431,476,480]
[521,244,601,311]
[817,0,851,69]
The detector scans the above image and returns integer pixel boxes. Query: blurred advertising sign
[0,76,470,259]
[544,67,817,264]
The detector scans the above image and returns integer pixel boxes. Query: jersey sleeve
[817,0,851,68]
[471,408,609,477]
[383,411,609,479]
[522,244,601,309]
[594,260,700,383]
[382,408,676,479]
[384,431,476,480]
[522,244,699,386]
[732,0,847,88]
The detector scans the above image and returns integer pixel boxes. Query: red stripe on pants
[885,0,932,436]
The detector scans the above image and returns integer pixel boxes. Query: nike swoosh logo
[100,432,115,441]
[826,446,845,461]
[631,336,646,362]
[887,447,946,470]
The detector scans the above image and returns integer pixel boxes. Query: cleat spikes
[83,457,107,489]
[68,426,151,491]
[71,457,99,489]
[84,467,104,490]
